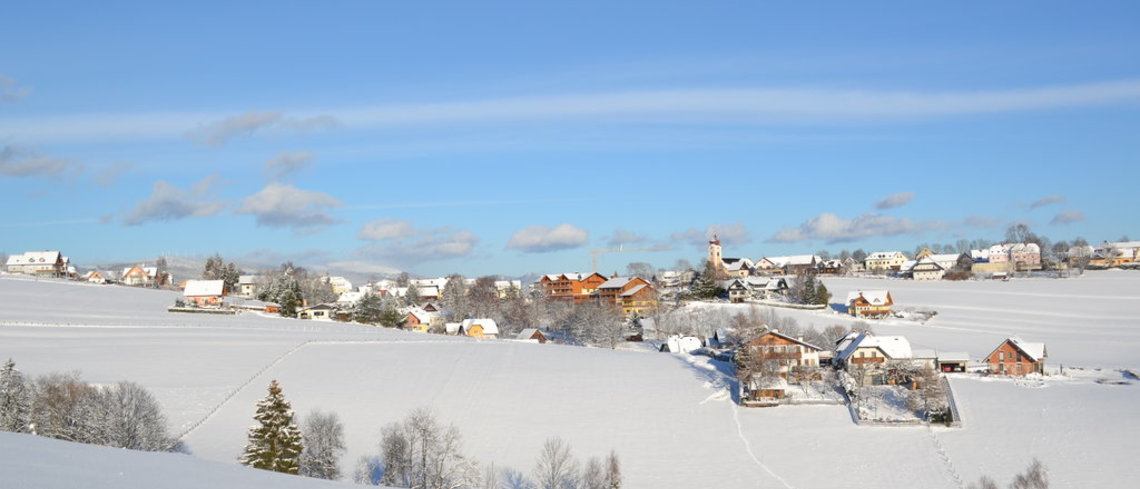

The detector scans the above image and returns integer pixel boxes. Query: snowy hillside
[2,274,1139,487]
[0,431,376,489]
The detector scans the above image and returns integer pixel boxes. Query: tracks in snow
[926,426,965,489]
[176,340,311,441]
[729,405,795,489]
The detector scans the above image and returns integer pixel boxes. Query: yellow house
[864,251,908,271]
[460,318,499,339]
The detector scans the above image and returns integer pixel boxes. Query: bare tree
[96,381,177,451]
[31,371,102,443]
[1010,459,1048,489]
[967,476,1000,489]
[581,457,604,489]
[300,410,346,480]
[533,436,579,489]
[625,262,655,280]
[380,408,479,489]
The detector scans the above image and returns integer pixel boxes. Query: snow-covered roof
[621,284,650,297]
[928,253,961,264]
[599,277,637,289]
[6,251,62,266]
[445,322,461,334]
[1009,338,1047,361]
[937,352,970,362]
[183,280,224,297]
[912,258,945,270]
[911,348,937,359]
[846,290,891,306]
[749,329,823,351]
[835,332,912,362]
[337,291,365,304]
[460,318,499,336]
[899,260,917,272]
[407,307,436,323]
[238,275,257,285]
[516,328,543,340]
[722,258,754,271]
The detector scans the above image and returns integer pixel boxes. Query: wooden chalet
[846,290,894,318]
[539,272,608,303]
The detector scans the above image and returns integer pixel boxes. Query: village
[6,236,1134,425]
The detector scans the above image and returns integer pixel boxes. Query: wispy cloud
[0,145,80,178]
[186,111,340,147]
[7,79,1140,143]
[262,151,313,181]
[123,175,228,225]
[1051,210,1085,225]
[506,223,589,253]
[1029,194,1066,209]
[93,162,133,188]
[236,182,342,233]
[874,191,915,209]
[345,197,591,211]
[606,228,650,247]
[0,75,32,102]
[671,223,752,247]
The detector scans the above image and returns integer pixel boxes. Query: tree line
[242,379,623,489]
[0,358,179,452]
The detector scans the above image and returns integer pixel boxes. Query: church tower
[708,234,723,269]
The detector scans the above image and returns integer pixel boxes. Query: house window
[998,352,1004,362]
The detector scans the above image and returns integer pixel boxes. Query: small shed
[515,328,547,344]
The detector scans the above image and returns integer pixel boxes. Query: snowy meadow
[1,273,1138,488]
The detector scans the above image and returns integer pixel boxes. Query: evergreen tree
[690,260,723,300]
[222,262,241,293]
[814,281,831,305]
[403,283,422,307]
[0,358,31,433]
[353,292,385,324]
[241,380,303,475]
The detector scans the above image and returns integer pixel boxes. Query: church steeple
[708,234,723,268]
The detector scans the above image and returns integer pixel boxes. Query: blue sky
[2,1,1138,278]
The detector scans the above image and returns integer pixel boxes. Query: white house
[5,251,69,276]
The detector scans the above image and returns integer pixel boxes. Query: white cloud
[874,192,915,209]
[236,183,342,232]
[506,224,589,253]
[354,228,478,266]
[768,212,927,243]
[671,223,752,247]
[1051,210,1085,225]
[1029,194,1066,209]
[0,75,32,102]
[262,151,313,181]
[186,111,340,147]
[358,218,416,241]
[123,175,228,225]
[607,228,649,247]
[0,145,78,178]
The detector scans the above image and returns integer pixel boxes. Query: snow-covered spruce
[240,380,303,475]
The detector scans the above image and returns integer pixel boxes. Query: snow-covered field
[1,273,1138,488]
